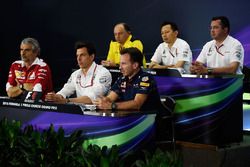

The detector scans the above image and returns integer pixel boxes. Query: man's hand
[45,92,66,104]
[93,96,112,110]
[101,60,117,67]
[190,61,207,74]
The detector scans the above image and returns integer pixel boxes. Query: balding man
[101,23,146,68]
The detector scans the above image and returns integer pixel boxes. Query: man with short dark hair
[101,23,146,67]
[191,16,244,75]
[45,41,112,104]
[6,37,53,100]
[96,47,162,111]
[149,21,192,73]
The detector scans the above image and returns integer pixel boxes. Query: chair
[155,96,176,154]
[243,65,250,93]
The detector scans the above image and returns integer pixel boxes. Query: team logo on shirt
[15,70,25,79]
[140,82,150,87]
[183,50,188,57]
[99,76,107,83]
[207,47,213,56]
[141,76,149,82]
[29,72,36,80]
[38,69,47,72]
[121,81,126,88]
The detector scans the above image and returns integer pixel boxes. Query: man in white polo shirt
[45,41,112,104]
[149,21,192,74]
[191,16,244,75]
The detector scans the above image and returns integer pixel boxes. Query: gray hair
[21,37,41,55]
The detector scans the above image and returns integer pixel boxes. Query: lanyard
[215,44,224,56]
[78,64,97,88]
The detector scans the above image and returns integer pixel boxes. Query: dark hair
[74,41,96,55]
[116,22,131,33]
[120,47,143,67]
[211,16,230,33]
[161,21,179,32]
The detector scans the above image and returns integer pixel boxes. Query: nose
[20,50,25,55]
[77,55,81,61]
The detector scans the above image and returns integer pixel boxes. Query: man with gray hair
[6,37,53,100]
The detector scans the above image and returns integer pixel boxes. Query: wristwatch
[66,97,70,103]
[111,102,117,110]
[207,68,213,75]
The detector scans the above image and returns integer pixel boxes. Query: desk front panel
[0,104,156,154]
[155,76,243,146]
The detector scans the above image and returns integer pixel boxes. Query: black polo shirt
[111,69,162,111]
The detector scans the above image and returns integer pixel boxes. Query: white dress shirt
[151,38,192,73]
[197,35,244,74]
[57,62,112,101]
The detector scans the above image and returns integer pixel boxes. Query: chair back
[160,96,176,115]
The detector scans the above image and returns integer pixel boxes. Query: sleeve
[57,73,76,98]
[132,40,143,53]
[230,42,244,64]
[86,69,112,101]
[151,44,162,63]
[137,74,155,95]
[33,64,52,92]
[6,63,16,91]
[111,77,123,96]
[177,43,192,63]
[106,41,115,61]
[196,43,209,64]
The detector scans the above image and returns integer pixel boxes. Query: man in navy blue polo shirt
[95,47,162,111]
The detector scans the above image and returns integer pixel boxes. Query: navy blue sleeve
[136,74,155,94]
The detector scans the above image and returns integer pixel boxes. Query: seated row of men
[102,16,244,75]
[6,39,162,111]
[5,16,244,111]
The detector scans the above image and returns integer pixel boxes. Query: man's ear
[175,30,178,37]
[133,62,139,69]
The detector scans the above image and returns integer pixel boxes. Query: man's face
[119,53,136,77]
[210,19,228,40]
[20,43,37,64]
[76,47,94,69]
[161,25,177,44]
[114,24,130,44]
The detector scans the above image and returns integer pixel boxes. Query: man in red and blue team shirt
[6,37,53,100]
[95,47,162,111]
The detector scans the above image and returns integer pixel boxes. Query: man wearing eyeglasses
[45,41,112,104]
[190,16,244,75]
[95,47,162,111]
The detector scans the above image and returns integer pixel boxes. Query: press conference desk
[0,98,156,154]
[154,73,243,146]
[0,73,244,149]
[109,68,244,146]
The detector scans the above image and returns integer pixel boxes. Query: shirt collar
[127,69,143,82]
[164,38,178,50]
[124,34,132,45]
[21,57,40,68]
[212,35,230,47]
[84,62,97,76]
